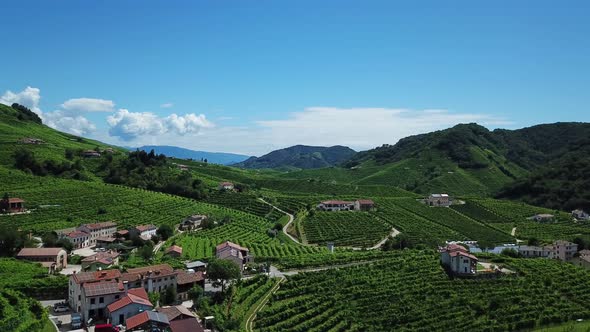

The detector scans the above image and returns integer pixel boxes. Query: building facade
[16,248,67,272]
[440,244,478,275]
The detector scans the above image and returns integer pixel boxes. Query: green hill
[232,145,356,170]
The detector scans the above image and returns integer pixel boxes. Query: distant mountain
[232,145,357,170]
[342,122,590,197]
[135,145,251,165]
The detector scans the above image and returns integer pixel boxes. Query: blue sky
[1,1,589,155]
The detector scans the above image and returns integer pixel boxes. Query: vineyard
[391,198,514,246]
[254,250,590,332]
[303,211,391,247]
[0,167,273,232]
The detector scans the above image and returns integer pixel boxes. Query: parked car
[71,313,83,329]
[53,304,69,313]
[95,323,119,332]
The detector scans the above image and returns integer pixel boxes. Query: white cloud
[43,111,96,136]
[160,103,174,108]
[107,109,213,140]
[0,86,42,115]
[61,98,115,113]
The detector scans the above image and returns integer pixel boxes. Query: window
[90,298,96,305]
[99,297,104,304]
[89,309,95,316]
[115,295,120,300]
[78,295,81,301]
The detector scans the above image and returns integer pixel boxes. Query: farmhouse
[427,194,451,207]
[185,260,207,272]
[216,241,252,271]
[130,224,157,241]
[354,199,375,211]
[159,305,196,322]
[82,150,101,158]
[165,245,183,258]
[440,244,478,275]
[20,137,44,144]
[0,197,25,213]
[218,181,235,190]
[64,231,90,249]
[550,240,578,261]
[69,269,125,321]
[317,200,354,211]
[180,214,207,231]
[169,317,205,332]
[16,247,67,272]
[177,164,189,171]
[78,221,118,246]
[81,250,120,271]
[572,209,590,220]
[176,270,205,301]
[518,245,553,258]
[125,310,170,331]
[532,214,554,222]
[121,264,178,293]
[106,288,153,326]
[96,236,118,248]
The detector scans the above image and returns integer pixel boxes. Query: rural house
[531,214,555,222]
[158,305,196,322]
[354,199,375,211]
[170,317,205,332]
[0,197,25,213]
[81,250,120,271]
[427,194,451,207]
[180,214,207,231]
[518,245,553,258]
[317,200,354,211]
[69,269,126,321]
[165,245,183,258]
[130,224,158,241]
[440,244,478,275]
[218,181,235,190]
[78,222,118,247]
[82,150,101,158]
[16,247,67,273]
[176,270,205,301]
[125,311,170,331]
[216,241,252,271]
[121,264,178,294]
[185,260,207,272]
[65,231,90,249]
[572,209,590,220]
[550,240,578,261]
[106,288,153,326]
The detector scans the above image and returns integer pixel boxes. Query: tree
[187,285,204,309]
[162,286,177,305]
[42,232,58,247]
[148,292,160,307]
[207,259,241,292]
[139,242,154,261]
[0,226,25,256]
[56,238,74,253]
[501,248,520,258]
[527,237,540,246]
[157,225,173,241]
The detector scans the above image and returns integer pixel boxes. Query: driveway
[60,265,82,276]
[73,247,96,257]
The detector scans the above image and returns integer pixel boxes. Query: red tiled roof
[321,200,353,205]
[66,231,89,238]
[8,198,25,203]
[17,248,65,257]
[449,251,478,261]
[176,270,204,286]
[158,305,196,321]
[116,230,129,235]
[72,269,122,284]
[127,288,150,300]
[122,264,176,282]
[356,199,374,205]
[83,280,125,297]
[216,241,248,252]
[81,221,117,230]
[166,245,183,255]
[135,224,157,232]
[126,311,169,330]
[170,318,204,332]
[107,292,152,313]
[441,244,468,253]
[81,251,119,263]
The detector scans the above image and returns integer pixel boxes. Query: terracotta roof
[81,221,117,230]
[126,311,169,330]
[8,198,25,203]
[441,244,468,253]
[127,288,150,300]
[166,245,183,255]
[216,241,248,252]
[158,305,196,321]
[72,269,122,284]
[176,270,204,286]
[135,224,157,232]
[66,231,89,238]
[116,230,129,235]
[320,200,353,205]
[17,248,65,257]
[122,264,176,282]
[81,251,119,263]
[356,199,374,205]
[83,280,125,297]
[107,292,153,313]
[170,318,204,332]
[449,251,478,261]
[96,236,117,242]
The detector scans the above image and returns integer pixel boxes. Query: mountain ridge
[134,145,251,165]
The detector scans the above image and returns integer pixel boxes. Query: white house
[179,215,207,231]
[572,209,590,220]
[317,200,354,211]
[549,240,578,261]
[427,194,450,207]
[69,269,125,321]
[121,264,178,293]
[517,245,553,258]
[130,224,158,241]
[65,231,90,249]
[78,222,118,246]
[218,182,235,190]
[440,244,478,275]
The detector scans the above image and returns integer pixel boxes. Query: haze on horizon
[1,1,589,156]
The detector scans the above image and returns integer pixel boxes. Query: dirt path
[258,198,303,245]
[245,277,285,332]
[366,227,401,250]
[511,227,516,236]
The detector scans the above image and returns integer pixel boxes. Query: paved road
[60,265,82,276]
[258,198,301,245]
